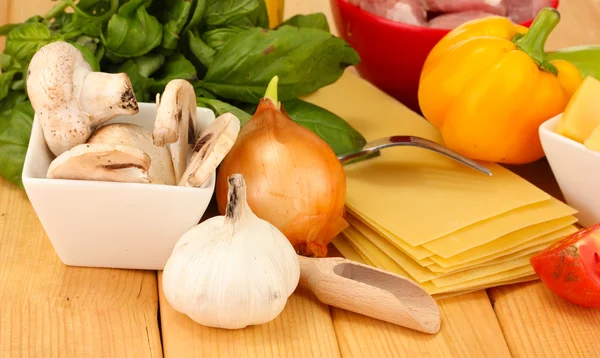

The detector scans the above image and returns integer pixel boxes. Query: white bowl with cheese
[539,76,600,227]
[22,103,216,270]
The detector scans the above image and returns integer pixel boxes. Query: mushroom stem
[79,72,139,126]
[153,80,197,183]
[179,112,241,188]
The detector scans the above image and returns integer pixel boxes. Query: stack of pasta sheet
[302,70,579,299]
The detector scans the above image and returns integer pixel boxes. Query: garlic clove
[153,79,197,183]
[178,113,241,188]
[88,123,176,185]
[46,143,151,183]
[162,173,300,329]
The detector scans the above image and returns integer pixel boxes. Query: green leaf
[5,22,60,63]
[0,71,18,102]
[0,101,34,188]
[282,99,366,155]
[151,53,197,92]
[0,23,20,36]
[200,26,360,103]
[154,0,195,50]
[185,29,216,69]
[196,97,252,124]
[203,0,261,28]
[181,0,207,33]
[201,27,245,52]
[0,53,22,72]
[0,91,27,113]
[277,13,330,32]
[102,0,163,59]
[133,52,166,78]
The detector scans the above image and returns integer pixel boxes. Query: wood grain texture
[0,3,161,357]
[332,292,511,358]
[158,273,340,358]
[489,1,600,356]
[489,282,600,358]
[0,178,162,357]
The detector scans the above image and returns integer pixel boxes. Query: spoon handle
[297,256,441,334]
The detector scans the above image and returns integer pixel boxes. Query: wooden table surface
[1,0,599,357]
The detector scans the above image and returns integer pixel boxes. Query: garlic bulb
[162,174,300,329]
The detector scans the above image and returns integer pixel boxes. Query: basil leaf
[133,53,166,78]
[282,99,366,156]
[102,0,163,59]
[204,0,261,28]
[196,97,252,125]
[5,23,60,63]
[0,23,20,36]
[277,13,330,32]
[0,71,18,102]
[182,0,207,33]
[154,0,195,50]
[200,26,360,103]
[0,91,27,113]
[150,53,197,92]
[185,29,216,69]
[0,53,21,72]
[201,27,245,52]
[0,101,34,188]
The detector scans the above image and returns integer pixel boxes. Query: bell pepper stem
[264,75,281,110]
[514,7,560,75]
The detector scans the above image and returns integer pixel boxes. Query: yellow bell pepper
[418,8,583,165]
[265,0,285,28]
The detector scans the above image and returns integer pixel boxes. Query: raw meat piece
[506,0,552,23]
[425,0,508,16]
[428,10,498,29]
[353,0,428,26]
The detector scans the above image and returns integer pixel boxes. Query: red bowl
[330,0,560,113]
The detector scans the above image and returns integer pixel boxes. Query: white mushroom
[46,143,151,183]
[88,123,176,185]
[179,112,241,187]
[153,79,197,183]
[27,41,139,157]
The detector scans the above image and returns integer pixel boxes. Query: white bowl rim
[539,113,600,160]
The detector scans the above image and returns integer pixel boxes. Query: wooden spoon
[298,255,441,334]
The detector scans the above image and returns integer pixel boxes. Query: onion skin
[216,98,348,257]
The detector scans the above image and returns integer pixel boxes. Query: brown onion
[215,76,348,257]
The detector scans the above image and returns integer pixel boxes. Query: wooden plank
[489,282,600,358]
[158,274,340,358]
[331,292,511,357]
[286,1,512,356]
[1,2,161,355]
[0,178,162,356]
[548,0,600,51]
[0,0,8,51]
[490,1,600,357]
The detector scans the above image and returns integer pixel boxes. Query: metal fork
[337,136,493,176]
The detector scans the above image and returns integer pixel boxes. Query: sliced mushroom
[179,113,241,187]
[153,79,197,183]
[27,41,139,157]
[46,143,151,183]
[88,123,176,185]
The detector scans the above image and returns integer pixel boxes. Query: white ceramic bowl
[22,103,216,270]
[539,113,599,227]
